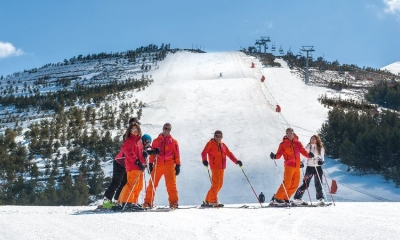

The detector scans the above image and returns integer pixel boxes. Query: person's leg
[165,164,179,205]
[315,167,324,200]
[143,165,163,206]
[131,171,144,203]
[293,167,313,199]
[206,169,224,203]
[275,166,296,200]
[287,168,301,198]
[119,170,141,203]
[114,172,127,201]
[104,161,125,200]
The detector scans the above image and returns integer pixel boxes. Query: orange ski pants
[274,166,300,200]
[118,170,143,203]
[205,168,225,203]
[144,163,178,205]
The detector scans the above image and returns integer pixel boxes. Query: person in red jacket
[118,122,147,204]
[102,117,139,208]
[201,130,243,207]
[143,123,181,208]
[270,128,313,204]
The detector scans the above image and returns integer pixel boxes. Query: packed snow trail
[115,51,391,205]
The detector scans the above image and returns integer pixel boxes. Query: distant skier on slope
[293,135,326,206]
[270,128,313,204]
[201,130,243,207]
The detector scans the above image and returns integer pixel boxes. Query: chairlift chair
[279,45,284,54]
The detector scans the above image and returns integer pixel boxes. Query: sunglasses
[144,140,151,144]
[163,127,171,131]
[286,132,293,135]
[214,134,223,138]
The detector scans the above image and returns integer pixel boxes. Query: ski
[291,202,333,207]
[266,202,291,208]
[265,202,333,208]
[74,204,174,215]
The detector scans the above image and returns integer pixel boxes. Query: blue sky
[1,0,399,76]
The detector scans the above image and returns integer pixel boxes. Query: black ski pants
[104,160,127,201]
[294,166,324,200]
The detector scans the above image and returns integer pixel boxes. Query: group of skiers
[102,118,326,209]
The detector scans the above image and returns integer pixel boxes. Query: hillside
[1,49,400,207]
[2,51,400,240]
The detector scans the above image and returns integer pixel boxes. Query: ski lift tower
[255,40,262,53]
[301,46,315,84]
[260,37,271,53]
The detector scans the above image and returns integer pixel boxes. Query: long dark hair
[124,122,142,140]
[309,134,324,155]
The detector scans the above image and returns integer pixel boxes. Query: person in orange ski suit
[270,128,313,203]
[118,122,147,204]
[143,123,180,208]
[201,130,242,206]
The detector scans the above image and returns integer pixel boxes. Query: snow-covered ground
[2,51,400,240]
[381,61,400,76]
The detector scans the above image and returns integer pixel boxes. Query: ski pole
[322,169,336,206]
[273,160,290,203]
[313,164,328,203]
[148,160,158,208]
[239,166,263,207]
[122,171,142,212]
[144,154,157,206]
[143,168,146,204]
[301,166,313,205]
[146,165,157,199]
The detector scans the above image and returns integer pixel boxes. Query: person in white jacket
[292,135,326,205]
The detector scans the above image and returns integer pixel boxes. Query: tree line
[0,76,150,206]
[0,97,145,205]
[318,79,400,186]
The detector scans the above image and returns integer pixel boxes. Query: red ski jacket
[274,136,309,168]
[149,134,180,166]
[121,135,145,171]
[201,139,238,169]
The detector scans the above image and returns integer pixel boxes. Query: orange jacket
[122,135,145,171]
[149,134,180,165]
[274,136,309,168]
[201,139,238,169]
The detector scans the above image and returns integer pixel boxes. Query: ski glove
[318,158,324,165]
[175,164,181,176]
[202,160,208,167]
[236,160,243,167]
[142,150,149,159]
[153,148,161,155]
[147,148,160,155]
[148,163,154,173]
[300,162,304,168]
[309,152,314,158]
[270,152,276,160]
[135,159,145,171]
